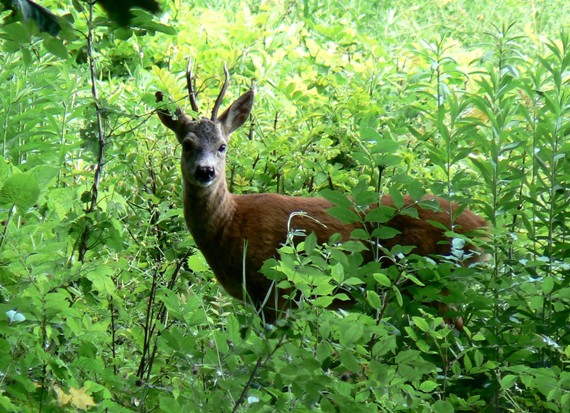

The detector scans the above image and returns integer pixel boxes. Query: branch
[78,2,107,262]
[232,332,288,413]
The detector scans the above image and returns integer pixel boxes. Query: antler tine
[211,63,229,120]
[186,58,200,115]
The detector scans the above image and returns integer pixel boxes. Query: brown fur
[156,87,488,327]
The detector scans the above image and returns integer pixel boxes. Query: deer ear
[218,89,254,135]
[155,91,190,134]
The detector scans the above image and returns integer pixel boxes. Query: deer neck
[183,178,235,242]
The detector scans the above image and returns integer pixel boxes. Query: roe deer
[156,67,488,328]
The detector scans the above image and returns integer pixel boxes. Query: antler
[186,58,199,114]
[211,63,229,120]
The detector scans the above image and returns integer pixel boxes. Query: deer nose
[195,166,216,183]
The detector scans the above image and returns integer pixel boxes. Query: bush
[0,1,568,411]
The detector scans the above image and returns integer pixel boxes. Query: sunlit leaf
[366,290,381,309]
[0,172,39,209]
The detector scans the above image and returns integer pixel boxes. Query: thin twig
[78,1,107,262]
[0,204,14,249]
[232,332,288,413]
[232,356,263,413]
[110,298,117,376]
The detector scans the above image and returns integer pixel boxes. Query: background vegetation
[0,0,568,411]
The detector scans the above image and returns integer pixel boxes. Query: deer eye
[218,144,227,153]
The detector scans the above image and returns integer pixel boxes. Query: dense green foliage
[0,0,569,411]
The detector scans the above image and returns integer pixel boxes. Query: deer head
[155,68,254,189]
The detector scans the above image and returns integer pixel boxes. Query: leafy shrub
[0,1,568,412]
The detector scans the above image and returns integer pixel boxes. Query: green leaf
[326,205,360,224]
[213,330,229,353]
[316,342,334,364]
[159,396,182,412]
[152,65,183,100]
[339,349,360,373]
[371,139,399,155]
[464,353,473,372]
[131,11,177,35]
[44,38,68,59]
[342,277,365,286]
[88,272,116,296]
[392,285,403,306]
[419,380,439,392]
[340,323,364,346]
[29,165,59,190]
[389,186,404,209]
[320,189,353,209]
[373,272,391,287]
[367,290,381,309]
[0,160,10,183]
[402,272,425,286]
[304,232,317,255]
[431,400,454,413]
[554,288,570,300]
[500,374,518,389]
[542,277,554,294]
[331,263,344,283]
[187,253,209,272]
[0,173,40,209]
[0,393,20,412]
[407,181,426,201]
[371,226,401,239]
[314,296,335,308]
[412,316,430,332]
[395,349,422,364]
[529,295,543,310]
[2,22,31,46]
[353,188,380,207]
[226,314,240,343]
[365,205,396,223]
[474,350,484,367]
[470,157,493,186]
